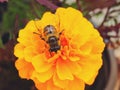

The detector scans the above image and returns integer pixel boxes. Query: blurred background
[0,0,120,90]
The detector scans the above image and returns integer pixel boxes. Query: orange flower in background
[14,7,105,90]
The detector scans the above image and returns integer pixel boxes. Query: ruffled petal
[17,29,32,46]
[40,12,59,30]
[24,46,37,62]
[33,78,62,90]
[47,80,63,90]
[24,20,39,32]
[32,54,53,73]
[24,39,45,62]
[31,39,46,53]
[65,78,85,90]
[15,59,34,79]
[33,78,47,90]
[17,20,42,46]
[90,29,105,54]
[66,61,81,76]
[53,73,69,89]
[55,7,83,32]
[31,68,54,83]
[86,71,98,84]
[77,54,102,85]
[69,56,80,61]
[14,43,25,58]
[56,58,74,80]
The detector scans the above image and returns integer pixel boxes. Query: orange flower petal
[69,56,80,61]
[55,7,83,32]
[68,49,84,61]
[77,54,102,84]
[24,39,46,62]
[24,46,37,62]
[33,78,62,90]
[32,54,53,73]
[15,59,34,79]
[14,43,25,58]
[86,71,98,84]
[47,80,63,90]
[31,39,46,53]
[17,21,42,46]
[56,58,74,80]
[66,61,81,76]
[31,68,54,83]
[80,41,92,55]
[24,20,39,32]
[33,78,47,90]
[53,73,69,89]
[90,29,105,54]
[40,12,59,30]
[17,29,32,46]
[65,77,85,90]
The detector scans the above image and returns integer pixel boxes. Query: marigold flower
[14,7,105,90]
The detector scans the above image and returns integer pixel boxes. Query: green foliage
[1,0,46,33]
[2,0,29,32]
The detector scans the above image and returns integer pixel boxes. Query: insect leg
[33,32,45,41]
[59,30,64,35]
